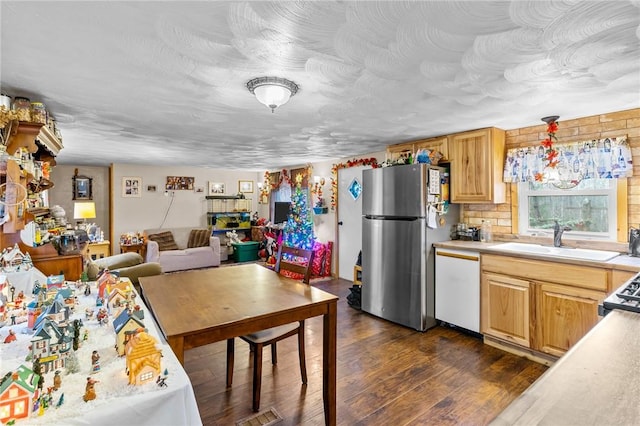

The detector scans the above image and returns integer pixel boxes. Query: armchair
[85,252,162,290]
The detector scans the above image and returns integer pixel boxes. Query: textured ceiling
[1,1,639,170]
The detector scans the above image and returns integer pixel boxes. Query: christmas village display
[0,253,168,425]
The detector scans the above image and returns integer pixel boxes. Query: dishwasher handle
[436,251,479,262]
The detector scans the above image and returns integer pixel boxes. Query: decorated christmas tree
[283,173,315,250]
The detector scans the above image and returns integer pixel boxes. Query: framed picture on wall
[208,182,225,195]
[166,176,195,190]
[122,177,142,198]
[239,180,253,193]
[73,174,93,200]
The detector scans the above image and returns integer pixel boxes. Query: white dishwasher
[435,248,480,333]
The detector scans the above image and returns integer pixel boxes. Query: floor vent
[235,407,283,426]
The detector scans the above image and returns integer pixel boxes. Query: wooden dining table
[139,263,339,426]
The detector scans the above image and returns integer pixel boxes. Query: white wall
[308,159,337,245]
[111,164,265,253]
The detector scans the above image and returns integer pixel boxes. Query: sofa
[85,252,162,289]
[144,227,220,273]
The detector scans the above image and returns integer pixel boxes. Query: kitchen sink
[489,242,621,262]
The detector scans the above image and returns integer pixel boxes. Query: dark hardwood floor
[183,278,547,425]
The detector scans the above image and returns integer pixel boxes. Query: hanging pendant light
[246,77,299,113]
[537,115,583,189]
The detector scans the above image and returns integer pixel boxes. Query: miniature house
[26,300,42,330]
[33,299,69,330]
[0,365,39,423]
[46,274,65,288]
[0,244,27,272]
[96,269,118,299]
[107,287,130,312]
[125,329,162,385]
[113,310,145,356]
[30,318,73,373]
[55,287,76,311]
[107,279,134,298]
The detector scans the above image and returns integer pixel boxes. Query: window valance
[503,136,632,183]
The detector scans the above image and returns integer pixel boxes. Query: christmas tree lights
[283,173,315,250]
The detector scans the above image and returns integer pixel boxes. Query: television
[273,201,291,224]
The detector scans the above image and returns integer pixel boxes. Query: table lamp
[74,201,96,227]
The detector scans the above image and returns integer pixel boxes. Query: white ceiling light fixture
[246,76,299,113]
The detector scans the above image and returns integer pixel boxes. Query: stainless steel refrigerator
[361,163,459,331]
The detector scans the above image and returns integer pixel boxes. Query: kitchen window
[517,179,618,241]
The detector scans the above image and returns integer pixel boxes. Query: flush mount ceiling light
[246,76,298,113]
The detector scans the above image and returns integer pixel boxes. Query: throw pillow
[147,231,180,251]
[188,229,210,248]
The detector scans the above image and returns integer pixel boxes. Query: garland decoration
[330,157,379,210]
[267,168,293,191]
[260,171,271,200]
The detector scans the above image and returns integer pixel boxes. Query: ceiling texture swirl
[1,1,638,170]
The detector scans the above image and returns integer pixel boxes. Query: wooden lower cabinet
[481,273,530,347]
[481,254,609,359]
[535,282,604,357]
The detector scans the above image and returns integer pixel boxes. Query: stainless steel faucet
[553,220,571,247]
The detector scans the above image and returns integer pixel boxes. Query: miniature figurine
[33,358,42,376]
[84,283,91,296]
[85,307,94,320]
[91,350,100,373]
[83,377,98,402]
[156,375,167,388]
[56,393,64,408]
[4,329,16,343]
[96,308,108,325]
[83,329,89,341]
[53,370,62,390]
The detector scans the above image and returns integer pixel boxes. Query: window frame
[514,179,627,242]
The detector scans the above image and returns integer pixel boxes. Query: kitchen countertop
[433,240,640,272]
[490,309,640,425]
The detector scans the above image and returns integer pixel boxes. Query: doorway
[337,165,371,280]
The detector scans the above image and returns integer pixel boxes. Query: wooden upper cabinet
[414,136,449,161]
[386,141,413,162]
[386,136,449,163]
[449,127,506,204]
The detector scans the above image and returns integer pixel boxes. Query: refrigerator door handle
[364,215,419,221]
